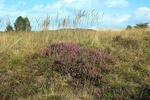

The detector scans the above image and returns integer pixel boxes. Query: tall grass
[0,9,100,32]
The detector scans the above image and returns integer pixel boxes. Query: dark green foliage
[14,16,31,32]
[134,23,149,29]
[126,25,132,30]
[14,16,25,31]
[126,23,149,30]
[5,24,14,32]
[24,17,31,31]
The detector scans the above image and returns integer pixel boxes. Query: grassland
[0,29,150,100]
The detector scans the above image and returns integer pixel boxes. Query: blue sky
[0,0,150,29]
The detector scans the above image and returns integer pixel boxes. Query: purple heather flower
[41,42,113,87]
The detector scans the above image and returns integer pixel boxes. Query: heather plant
[42,43,113,87]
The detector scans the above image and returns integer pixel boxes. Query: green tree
[24,17,31,31]
[5,19,14,32]
[14,16,25,31]
[5,25,14,32]
[126,25,132,30]
[134,23,149,29]
[14,16,31,32]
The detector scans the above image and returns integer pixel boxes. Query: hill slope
[0,29,150,100]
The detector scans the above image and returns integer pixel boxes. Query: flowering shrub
[42,43,113,87]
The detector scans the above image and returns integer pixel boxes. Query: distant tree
[126,25,132,30]
[14,16,25,31]
[24,17,31,31]
[14,16,31,32]
[134,22,149,29]
[5,19,14,32]
[5,25,14,32]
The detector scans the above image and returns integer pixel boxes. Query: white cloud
[64,0,76,3]
[135,7,150,20]
[117,15,130,23]
[99,14,131,29]
[52,0,100,10]
[0,5,19,17]
[103,14,130,24]
[104,0,129,8]
[0,0,129,18]
[0,1,26,17]
[0,0,4,9]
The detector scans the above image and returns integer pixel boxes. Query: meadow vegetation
[0,10,150,100]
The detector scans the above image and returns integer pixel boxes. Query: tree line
[5,16,31,32]
[126,22,149,30]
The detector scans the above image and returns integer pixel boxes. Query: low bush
[42,43,113,87]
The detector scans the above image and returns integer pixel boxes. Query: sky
[0,0,150,29]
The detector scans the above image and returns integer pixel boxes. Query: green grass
[0,29,150,100]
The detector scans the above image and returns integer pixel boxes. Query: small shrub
[42,43,113,87]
